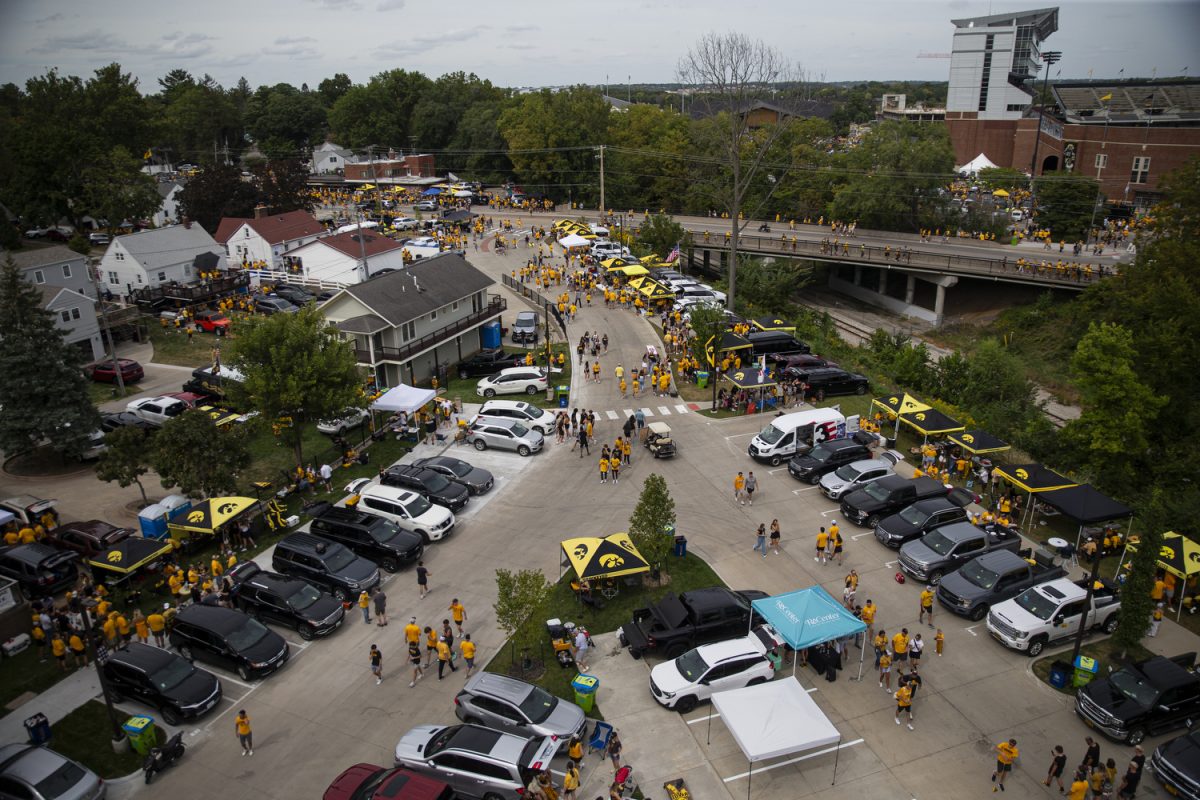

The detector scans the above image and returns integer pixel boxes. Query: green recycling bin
[556,385,570,408]
[572,673,599,713]
[1072,655,1099,688]
[123,715,157,756]
[696,371,710,389]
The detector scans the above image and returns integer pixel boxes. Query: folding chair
[586,721,613,757]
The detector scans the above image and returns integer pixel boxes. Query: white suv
[343,480,455,543]
[478,400,554,435]
[649,625,780,713]
[476,367,548,398]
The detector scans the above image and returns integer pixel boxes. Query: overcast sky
[1,0,1195,92]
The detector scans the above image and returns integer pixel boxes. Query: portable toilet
[481,321,502,350]
[138,504,168,539]
[159,494,191,515]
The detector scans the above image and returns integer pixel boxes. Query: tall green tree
[152,412,250,497]
[80,146,160,231]
[498,87,609,202]
[493,568,553,667]
[252,159,313,215]
[327,69,431,149]
[410,72,505,151]
[636,214,688,259]
[244,84,327,156]
[628,473,676,582]
[95,426,154,505]
[1033,171,1101,241]
[0,257,101,460]
[445,100,514,183]
[177,163,262,233]
[226,305,363,466]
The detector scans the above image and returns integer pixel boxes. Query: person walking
[416,561,431,598]
[1044,745,1068,792]
[423,626,438,669]
[449,598,467,635]
[844,570,859,608]
[1117,746,1145,799]
[815,527,828,565]
[235,710,253,756]
[1067,770,1089,800]
[878,648,892,690]
[992,738,1019,792]
[573,627,590,671]
[894,682,914,729]
[369,644,383,685]
[319,463,333,492]
[862,600,877,639]
[830,521,844,565]
[744,472,757,506]
[358,590,371,624]
[733,472,746,505]
[919,585,935,627]
[909,633,924,668]
[769,519,781,554]
[606,730,623,771]
[372,587,388,627]
[1081,736,1101,773]
[562,762,580,800]
[404,616,421,647]
[460,634,476,677]
[753,524,768,557]
[436,636,457,679]
[408,640,424,687]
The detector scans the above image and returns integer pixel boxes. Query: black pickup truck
[617,587,767,659]
[841,475,973,528]
[1076,652,1200,745]
[936,548,1067,621]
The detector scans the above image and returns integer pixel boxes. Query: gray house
[3,246,95,299]
[97,224,222,293]
[37,285,104,362]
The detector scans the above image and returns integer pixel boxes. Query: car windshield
[149,658,195,692]
[808,445,832,463]
[368,520,404,544]
[674,648,710,681]
[757,424,785,445]
[864,481,892,501]
[833,464,861,481]
[441,460,471,478]
[34,760,86,798]
[1014,588,1059,620]
[163,403,184,417]
[324,546,357,572]
[288,583,322,612]
[422,473,452,492]
[1109,669,1159,706]
[516,685,559,723]
[227,617,270,650]
[404,495,433,517]
[922,530,955,556]
[898,505,929,526]
[510,422,529,437]
[960,560,999,589]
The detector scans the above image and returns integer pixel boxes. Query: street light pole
[1028,50,1062,183]
[90,258,126,398]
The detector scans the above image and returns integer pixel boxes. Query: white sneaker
[248,750,253,756]
[878,681,882,687]
[241,751,246,757]
[907,723,914,730]
[409,681,415,687]
[895,717,901,725]
[376,678,382,685]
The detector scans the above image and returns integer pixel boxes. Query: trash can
[572,674,599,713]
[1072,655,1099,688]
[696,371,709,389]
[674,535,688,558]
[23,713,51,745]
[122,716,157,756]
[1049,660,1071,689]
[556,385,570,408]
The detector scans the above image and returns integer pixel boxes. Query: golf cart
[644,421,676,458]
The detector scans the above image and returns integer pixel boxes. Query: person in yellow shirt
[235,710,253,756]
[892,628,909,666]
[598,455,609,484]
[404,616,421,646]
[992,738,1019,791]
[919,587,935,627]
[358,590,371,624]
[51,634,68,670]
[815,527,828,565]
[448,599,467,635]
[436,636,457,679]
[116,614,132,644]
[609,455,621,485]
[94,598,111,619]
[460,634,477,677]
[878,649,892,690]
[562,762,580,800]
[424,626,439,669]
[30,620,46,661]
[133,611,149,644]
[68,632,87,667]
[2,528,18,546]
[101,615,117,647]
[734,471,746,505]
[935,629,944,656]
[894,683,914,728]
[147,609,167,647]
[861,600,876,638]
[18,526,35,544]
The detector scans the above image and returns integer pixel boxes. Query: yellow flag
[1100,93,1112,102]
[143,149,152,160]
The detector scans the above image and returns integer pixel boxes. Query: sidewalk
[0,666,101,745]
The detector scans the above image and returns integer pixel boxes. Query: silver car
[394,724,557,800]
[0,744,105,800]
[454,673,586,743]
[819,453,901,500]
[465,417,544,456]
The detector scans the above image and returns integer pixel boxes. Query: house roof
[113,225,221,271]
[317,230,405,259]
[336,314,390,334]
[341,253,494,326]
[1,245,86,269]
[688,97,834,121]
[156,180,184,199]
[214,210,325,246]
[33,283,90,310]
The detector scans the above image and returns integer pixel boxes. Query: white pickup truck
[986,576,1121,657]
[126,396,187,427]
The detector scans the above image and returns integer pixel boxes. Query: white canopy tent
[558,233,591,249]
[709,679,845,796]
[957,152,1000,176]
[370,384,437,415]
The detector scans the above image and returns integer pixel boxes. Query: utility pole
[1028,50,1062,183]
[90,258,126,397]
[598,146,605,213]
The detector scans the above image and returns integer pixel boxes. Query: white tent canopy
[558,233,591,249]
[711,678,840,762]
[370,384,436,415]
[957,152,1000,175]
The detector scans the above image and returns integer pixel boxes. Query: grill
[1075,692,1112,726]
[1153,749,1200,799]
[937,585,962,607]
[649,679,663,698]
[987,612,1021,640]
[899,552,925,578]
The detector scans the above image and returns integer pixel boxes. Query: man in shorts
[408,640,423,687]
[744,472,757,506]
[992,738,1019,791]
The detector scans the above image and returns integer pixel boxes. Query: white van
[747,408,849,466]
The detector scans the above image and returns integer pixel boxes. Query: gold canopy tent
[561,532,651,582]
[167,496,258,538]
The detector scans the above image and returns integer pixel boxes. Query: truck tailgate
[620,620,650,653]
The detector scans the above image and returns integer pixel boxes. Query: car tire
[855,384,867,395]
[674,695,698,714]
[484,389,496,398]
[525,385,538,395]
[380,557,399,574]
[929,569,944,584]
[483,794,505,800]
[1126,728,1146,746]
[747,676,768,686]
[178,645,193,662]
[969,604,988,622]
[161,706,181,726]
[237,664,252,681]
[769,455,781,467]
[332,587,348,602]
[1026,636,1047,658]
[1102,614,1119,634]
[298,624,317,641]
[517,445,531,457]
[866,515,880,529]
[474,440,487,451]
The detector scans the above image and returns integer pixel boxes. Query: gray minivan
[454,673,587,743]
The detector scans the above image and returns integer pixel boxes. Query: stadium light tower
[1029,50,1063,180]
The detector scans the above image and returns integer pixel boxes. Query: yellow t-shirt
[879,653,891,670]
[861,604,876,623]
[734,475,745,491]
[1068,780,1088,800]
[426,630,438,649]
[460,640,476,659]
[404,623,421,643]
[816,532,828,549]
[236,714,251,736]
[358,592,370,609]
[449,603,465,623]
[892,633,908,655]
[996,742,1018,764]
[52,638,66,657]
[563,768,580,791]
[147,614,165,633]
[920,590,934,608]
[895,686,912,707]
[436,640,451,661]
[68,635,85,653]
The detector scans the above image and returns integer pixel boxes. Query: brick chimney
[254,205,269,219]
[182,217,192,229]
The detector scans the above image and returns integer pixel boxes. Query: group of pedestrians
[991,734,1143,798]
[361,583,476,688]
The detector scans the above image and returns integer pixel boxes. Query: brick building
[343,153,437,185]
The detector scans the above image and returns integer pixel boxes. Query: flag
[1100,93,1112,102]
[143,149,152,160]
[665,245,680,263]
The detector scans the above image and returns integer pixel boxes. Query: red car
[323,765,452,800]
[193,310,231,333]
[91,358,144,383]
[162,391,205,409]
[47,520,134,559]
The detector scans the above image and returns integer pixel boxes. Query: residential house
[38,285,104,362]
[97,224,222,295]
[285,228,409,285]
[312,142,358,174]
[153,181,185,227]
[3,246,95,299]
[689,98,834,128]
[319,253,505,388]
[214,209,326,270]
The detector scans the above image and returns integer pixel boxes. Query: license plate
[1164,783,1179,796]
[1083,717,1094,728]
[335,618,342,628]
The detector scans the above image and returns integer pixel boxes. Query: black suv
[873,497,970,549]
[226,562,345,640]
[272,531,381,599]
[511,311,538,343]
[380,466,470,511]
[169,604,290,681]
[787,438,873,484]
[270,285,315,306]
[306,504,424,573]
[0,544,78,597]
[458,349,518,379]
[102,642,222,724]
[783,367,869,398]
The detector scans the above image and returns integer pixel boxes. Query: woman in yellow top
[133,612,149,644]
[567,736,583,762]
[116,614,132,643]
[562,762,580,800]
[609,455,621,485]
[357,591,371,624]
[460,634,476,677]
[51,635,68,670]
[599,456,609,484]
[815,528,828,564]
[68,633,87,667]
[621,438,632,465]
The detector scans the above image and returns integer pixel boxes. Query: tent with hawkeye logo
[560,532,650,582]
[167,496,258,537]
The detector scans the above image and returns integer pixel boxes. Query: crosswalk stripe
[641,407,655,417]
[658,406,671,415]
[675,404,689,414]
[605,410,619,420]
[622,409,634,417]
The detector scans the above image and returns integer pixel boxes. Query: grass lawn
[1032,638,1153,696]
[485,554,724,713]
[50,700,166,779]
[440,343,573,411]
[146,325,218,368]
[88,381,141,405]
[0,647,80,711]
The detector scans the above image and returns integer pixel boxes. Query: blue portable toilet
[138,504,168,539]
[481,321,501,350]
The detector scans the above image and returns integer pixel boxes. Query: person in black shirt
[1117,746,1145,799]
[1081,736,1101,772]
[1043,745,1067,792]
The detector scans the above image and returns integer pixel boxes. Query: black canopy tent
[899,408,965,439]
[723,369,778,414]
[946,430,1010,455]
[1036,483,1134,552]
[749,315,796,332]
[993,463,1079,531]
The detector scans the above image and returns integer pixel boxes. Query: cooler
[1072,655,1098,688]
[572,674,599,712]
[122,715,157,755]
[481,321,502,350]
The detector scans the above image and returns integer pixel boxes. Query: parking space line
[605,410,619,420]
[722,738,865,782]
[768,468,787,474]
[622,409,634,417]
[820,509,838,515]
[641,408,655,417]
[675,404,689,414]
[793,487,818,494]
[965,625,979,637]
[884,560,898,568]
[851,532,874,540]
[657,406,671,415]
[723,432,755,440]
[216,674,257,690]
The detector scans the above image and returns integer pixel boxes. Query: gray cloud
[374,27,482,58]
[311,0,362,9]
[33,30,126,54]
[264,36,321,58]
[376,0,405,10]
[157,32,216,60]
[34,13,65,25]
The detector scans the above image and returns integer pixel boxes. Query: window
[452,300,459,311]
[157,271,167,282]
[1131,156,1150,184]
[71,308,80,320]
[1094,154,1108,169]
[430,308,438,321]
[62,264,72,279]
[115,251,124,261]
[401,321,415,341]
[107,272,119,285]
[33,270,45,284]
[1006,103,1027,112]
[60,311,71,323]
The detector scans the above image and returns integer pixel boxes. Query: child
[878,649,892,690]
[935,628,944,656]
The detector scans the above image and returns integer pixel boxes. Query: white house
[153,181,185,227]
[37,285,104,362]
[286,229,409,284]
[312,142,357,174]
[97,224,222,294]
[214,209,326,269]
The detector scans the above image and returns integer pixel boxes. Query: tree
[493,568,552,668]
[317,73,352,108]
[152,412,250,497]
[80,146,160,231]
[1033,171,1101,241]
[226,305,363,466]
[252,159,313,215]
[498,87,609,202]
[677,32,797,308]
[1111,525,1163,657]
[628,474,676,582]
[0,257,101,460]
[976,167,1027,192]
[636,214,688,259]
[177,163,262,232]
[244,84,327,156]
[684,305,729,383]
[95,426,154,505]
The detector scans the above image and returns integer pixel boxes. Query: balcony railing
[353,295,506,364]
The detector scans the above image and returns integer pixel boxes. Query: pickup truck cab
[936,548,1067,621]
[841,475,969,528]
[1077,652,1200,745]
[987,577,1121,657]
[899,521,1023,584]
[126,395,188,427]
[617,587,767,660]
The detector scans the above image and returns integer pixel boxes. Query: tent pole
[706,702,712,745]
[855,633,865,682]
[747,757,752,800]
[832,734,841,785]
